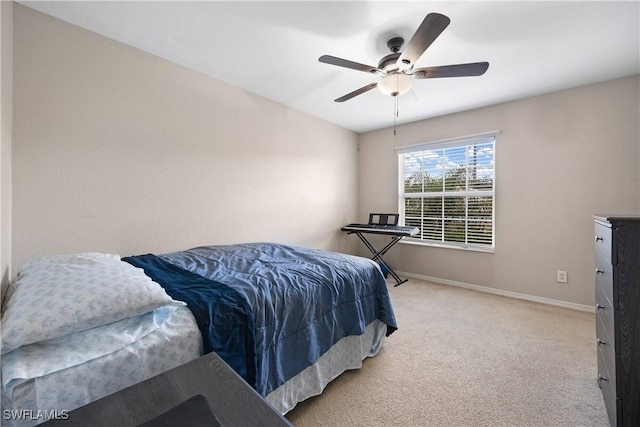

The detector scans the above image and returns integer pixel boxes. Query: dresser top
[594,214,640,223]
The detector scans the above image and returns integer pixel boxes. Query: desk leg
[353,232,408,286]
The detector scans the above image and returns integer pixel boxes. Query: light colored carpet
[286,279,609,427]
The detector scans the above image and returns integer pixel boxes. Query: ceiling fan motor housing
[387,36,404,53]
[379,37,413,72]
[378,53,401,72]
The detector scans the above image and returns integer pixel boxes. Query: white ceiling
[20,1,640,133]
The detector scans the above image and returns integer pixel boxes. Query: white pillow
[1,252,181,353]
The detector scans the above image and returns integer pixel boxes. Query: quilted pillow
[1,252,182,353]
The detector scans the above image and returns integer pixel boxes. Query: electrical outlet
[556,270,568,283]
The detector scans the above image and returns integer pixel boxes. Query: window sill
[399,238,495,254]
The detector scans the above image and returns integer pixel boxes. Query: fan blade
[319,55,379,74]
[334,82,378,102]
[413,62,489,79]
[398,13,450,67]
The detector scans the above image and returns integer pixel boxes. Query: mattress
[1,306,203,427]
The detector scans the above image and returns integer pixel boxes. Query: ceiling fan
[319,13,489,103]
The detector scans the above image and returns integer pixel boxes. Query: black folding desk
[342,223,419,286]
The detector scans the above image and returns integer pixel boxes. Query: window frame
[397,132,497,252]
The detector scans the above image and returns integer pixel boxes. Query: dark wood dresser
[41,351,292,427]
[594,215,640,427]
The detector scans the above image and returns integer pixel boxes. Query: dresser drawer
[598,347,619,427]
[596,303,617,357]
[595,221,612,262]
[596,286,616,351]
[595,250,616,309]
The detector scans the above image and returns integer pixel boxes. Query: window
[397,133,496,251]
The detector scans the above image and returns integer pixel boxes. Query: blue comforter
[122,254,258,387]
[126,242,397,396]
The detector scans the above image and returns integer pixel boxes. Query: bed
[1,242,397,426]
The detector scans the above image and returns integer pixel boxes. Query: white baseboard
[395,270,594,313]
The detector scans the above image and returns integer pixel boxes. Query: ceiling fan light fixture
[378,73,413,97]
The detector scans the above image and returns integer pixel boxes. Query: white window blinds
[397,133,496,250]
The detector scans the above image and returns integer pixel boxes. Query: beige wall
[11,5,359,273]
[357,75,640,307]
[1,0,13,300]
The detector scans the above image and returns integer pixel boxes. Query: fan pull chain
[393,95,398,136]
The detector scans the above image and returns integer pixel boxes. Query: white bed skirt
[266,319,388,414]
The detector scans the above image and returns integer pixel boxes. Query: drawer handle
[596,304,605,310]
[595,235,604,242]
[597,338,607,346]
[595,268,605,275]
